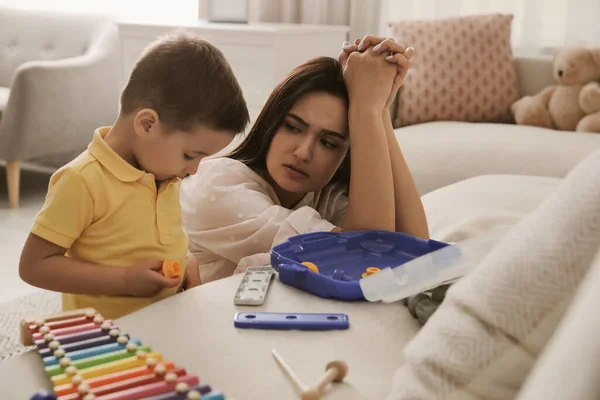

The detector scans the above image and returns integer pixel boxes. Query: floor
[0,164,52,304]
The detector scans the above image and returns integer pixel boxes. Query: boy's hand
[183,252,202,290]
[123,260,180,297]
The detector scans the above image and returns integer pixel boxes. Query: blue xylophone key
[38,334,126,358]
[43,339,142,366]
[28,391,56,400]
[145,384,212,399]
[202,392,226,400]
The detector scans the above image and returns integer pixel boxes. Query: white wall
[378,0,600,50]
[0,1,197,22]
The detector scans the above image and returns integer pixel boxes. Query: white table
[0,274,420,399]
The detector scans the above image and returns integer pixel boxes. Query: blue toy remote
[234,312,349,331]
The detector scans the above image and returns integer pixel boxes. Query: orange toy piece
[301,261,319,273]
[361,267,381,278]
[162,259,182,279]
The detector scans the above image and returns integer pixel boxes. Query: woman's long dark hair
[227,57,351,189]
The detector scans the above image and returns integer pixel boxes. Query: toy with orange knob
[162,259,182,279]
[361,267,380,278]
[301,262,319,273]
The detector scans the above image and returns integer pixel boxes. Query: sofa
[384,47,600,398]
[0,7,121,208]
[388,54,600,245]
[393,54,600,196]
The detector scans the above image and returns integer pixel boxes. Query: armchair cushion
[0,8,121,162]
[0,7,110,87]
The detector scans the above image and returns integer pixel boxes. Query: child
[18,31,249,319]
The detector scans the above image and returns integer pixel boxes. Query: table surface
[0,274,420,399]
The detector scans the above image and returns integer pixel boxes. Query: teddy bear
[511,46,600,133]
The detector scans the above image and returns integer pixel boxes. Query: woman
[180,35,429,283]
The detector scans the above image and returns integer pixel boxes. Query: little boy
[19,31,249,319]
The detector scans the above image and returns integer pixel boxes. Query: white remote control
[233,266,275,306]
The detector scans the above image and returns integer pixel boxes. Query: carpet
[0,290,61,363]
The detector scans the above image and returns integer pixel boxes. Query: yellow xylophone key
[51,352,163,386]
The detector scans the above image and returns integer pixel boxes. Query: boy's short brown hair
[120,30,249,133]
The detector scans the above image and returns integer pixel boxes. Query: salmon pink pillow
[389,14,519,127]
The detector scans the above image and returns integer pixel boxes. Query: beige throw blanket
[388,148,600,400]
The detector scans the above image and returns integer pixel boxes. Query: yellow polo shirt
[32,127,188,319]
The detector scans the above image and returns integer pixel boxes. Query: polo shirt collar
[88,127,145,183]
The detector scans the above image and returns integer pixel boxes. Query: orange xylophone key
[54,362,176,397]
[58,367,187,400]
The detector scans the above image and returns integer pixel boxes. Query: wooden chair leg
[6,160,20,208]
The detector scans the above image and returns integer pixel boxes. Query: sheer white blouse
[180,158,348,283]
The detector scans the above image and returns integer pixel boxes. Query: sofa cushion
[395,121,600,194]
[387,148,600,400]
[389,14,519,127]
[0,86,9,115]
[422,174,561,243]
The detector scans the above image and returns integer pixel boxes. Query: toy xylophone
[22,308,228,400]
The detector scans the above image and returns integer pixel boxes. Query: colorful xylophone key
[36,325,117,351]
[45,345,152,377]
[44,339,142,367]
[54,361,176,397]
[51,352,163,386]
[58,367,188,400]
[36,316,92,333]
[95,374,199,400]
[145,384,216,400]
[21,308,97,346]
[33,320,115,342]
[39,334,128,358]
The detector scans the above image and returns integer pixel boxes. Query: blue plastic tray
[270,230,450,300]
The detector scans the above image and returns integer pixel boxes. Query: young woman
[180,35,428,283]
